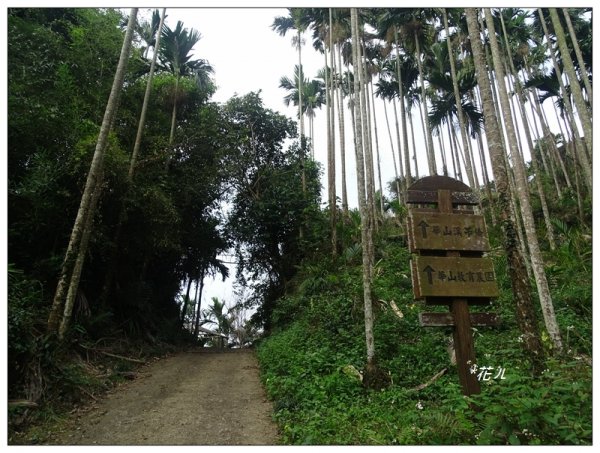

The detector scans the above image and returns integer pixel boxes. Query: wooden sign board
[408,212,490,252]
[419,312,500,327]
[411,256,499,298]
[407,189,479,205]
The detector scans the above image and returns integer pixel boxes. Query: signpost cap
[407,175,472,193]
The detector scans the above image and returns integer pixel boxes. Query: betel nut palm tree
[160,20,213,148]
[483,8,563,353]
[272,9,307,148]
[48,8,139,338]
[465,8,545,371]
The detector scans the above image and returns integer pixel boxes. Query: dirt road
[52,349,279,445]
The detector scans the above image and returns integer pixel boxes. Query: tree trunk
[130,8,166,179]
[193,267,206,339]
[383,98,402,201]
[549,8,592,156]
[414,30,436,176]
[181,277,193,324]
[351,7,376,379]
[408,109,420,179]
[370,82,385,216]
[498,16,557,248]
[510,80,557,250]
[327,11,337,256]
[484,8,562,352]
[58,168,104,339]
[359,40,377,229]
[525,87,563,199]
[394,30,412,190]
[447,120,459,180]
[562,8,592,105]
[525,62,573,191]
[466,8,545,370]
[538,9,592,193]
[48,9,138,335]
[443,8,476,188]
[168,75,180,146]
[336,44,349,217]
[437,125,449,177]
[392,99,405,198]
[297,30,305,145]
[100,8,167,309]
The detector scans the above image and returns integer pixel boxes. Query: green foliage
[7,10,241,433]
[225,92,322,330]
[7,265,46,398]
[465,360,592,445]
[257,226,592,445]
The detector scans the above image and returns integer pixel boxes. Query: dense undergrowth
[256,214,592,445]
[7,264,192,444]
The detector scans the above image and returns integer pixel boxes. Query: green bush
[7,265,47,398]
[257,234,592,445]
[466,360,592,445]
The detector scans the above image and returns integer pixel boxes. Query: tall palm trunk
[193,267,207,338]
[497,14,557,248]
[297,30,305,145]
[525,62,573,190]
[394,30,412,190]
[507,78,557,249]
[327,9,337,256]
[447,120,460,180]
[359,41,377,228]
[538,9,592,193]
[469,90,495,223]
[59,168,104,339]
[180,277,194,324]
[351,7,376,382]
[549,8,592,156]
[101,8,167,307]
[407,108,420,179]
[475,64,534,279]
[562,8,592,104]
[485,8,562,352]
[336,44,349,217]
[437,125,449,176]
[168,75,180,146]
[392,98,405,197]
[524,85,564,199]
[414,30,436,175]
[383,98,402,201]
[131,8,166,179]
[510,81,557,250]
[443,8,475,188]
[370,82,385,216]
[466,8,545,370]
[48,8,138,336]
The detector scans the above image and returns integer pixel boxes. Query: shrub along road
[51,349,279,445]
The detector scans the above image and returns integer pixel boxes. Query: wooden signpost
[407,175,499,396]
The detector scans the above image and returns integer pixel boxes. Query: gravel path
[51,349,279,445]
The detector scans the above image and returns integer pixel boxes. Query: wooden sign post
[406,176,499,396]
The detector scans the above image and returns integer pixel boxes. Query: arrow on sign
[418,220,430,238]
[423,265,435,285]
